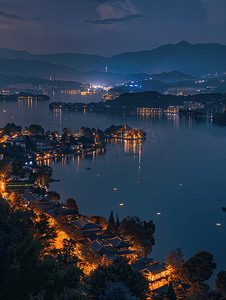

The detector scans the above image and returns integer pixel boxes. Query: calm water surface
[0,96,226,286]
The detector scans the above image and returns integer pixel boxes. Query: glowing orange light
[114,187,117,191]
[157,212,161,215]
[216,223,221,226]
[119,203,124,206]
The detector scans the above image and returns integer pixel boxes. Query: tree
[57,239,79,268]
[79,126,95,141]
[66,198,79,212]
[166,248,184,280]
[87,258,149,300]
[53,288,87,300]
[3,235,83,300]
[7,192,26,211]
[166,248,186,300]
[182,251,216,284]
[88,215,107,230]
[36,166,53,187]
[11,160,26,180]
[33,212,58,254]
[97,128,104,135]
[25,135,35,151]
[118,216,155,257]
[215,270,226,297]
[10,208,35,238]
[3,122,22,137]
[105,210,116,233]
[166,249,216,300]
[61,131,69,143]
[26,124,44,136]
[47,191,61,200]
[0,197,22,289]
[99,282,138,300]
[0,198,84,300]
[3,235,42,300]
[51,131,57,142]
[45,130,51,139]
[116,214,120,230]
[61,128,72,143]
[62,128,72,136]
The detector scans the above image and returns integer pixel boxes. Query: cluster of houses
[18,192,170,295]
[5,132,85,160]
[1,124,145,164]
[136,99,226,116]
[0,179,171,295]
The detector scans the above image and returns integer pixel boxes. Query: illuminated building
[87,234,134,259]
[102,93,116,102]
[131,257,171,294]
[136,107,163,114]
[72,219,103,235]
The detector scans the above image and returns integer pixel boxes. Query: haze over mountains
[0,41,226,85]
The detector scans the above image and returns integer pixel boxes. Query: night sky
[0,0,226,56]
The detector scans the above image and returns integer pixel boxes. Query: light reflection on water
[1,98,226,288]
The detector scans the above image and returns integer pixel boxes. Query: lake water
[0,94,226,287]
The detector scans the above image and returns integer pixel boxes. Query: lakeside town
[0,121,170,299]
[0,119,225,300]
[1,2,226,297]
[0,122,146,165]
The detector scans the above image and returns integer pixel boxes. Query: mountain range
[0,41,226,85]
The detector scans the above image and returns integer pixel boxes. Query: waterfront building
[131,257,170,294]
[136,107,163,114]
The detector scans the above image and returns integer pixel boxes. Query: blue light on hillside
[124,81,143,90]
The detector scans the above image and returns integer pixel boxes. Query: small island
[0,92,50,101]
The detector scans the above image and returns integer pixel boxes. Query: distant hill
[1,41,226,83]
[0,74,84,90]
[1,41,226,75]
[150,71,194,82]
[105,41,226,75]
[0,58,82,81]
[0,58,134,85]
[0,48,36,60]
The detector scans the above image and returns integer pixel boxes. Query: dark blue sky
[0,0,226,56]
